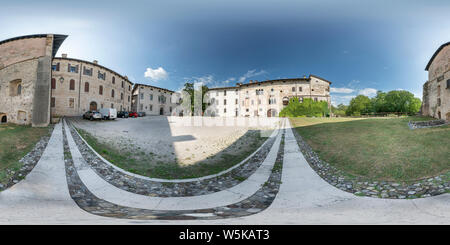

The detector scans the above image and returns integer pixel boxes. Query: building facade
[422,42,450,120]
[205,75,331,117]
[131,83,181,116]
[0,34,66,126]
[51,55,133,117]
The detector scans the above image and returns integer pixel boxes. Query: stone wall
[423,45,450,120]
[0,35,56,126]
[51,57,133,116]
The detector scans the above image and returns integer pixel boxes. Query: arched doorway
[90,102,97,111]
[1,115,6,123]
[160,107,164,115]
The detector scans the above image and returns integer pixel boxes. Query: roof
[133,83,175,93]
[0,34,67,57]
[54,57,133,85]
[425,41,450,71]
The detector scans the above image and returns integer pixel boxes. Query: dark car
[117,111,129,118]
[128,112,138,118]
[82,111,102,121]
[138,112,146,117]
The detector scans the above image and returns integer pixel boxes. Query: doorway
[90,101,98,111]
[160,107,164,115]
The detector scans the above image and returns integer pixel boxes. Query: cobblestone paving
[63,122,285,220]
[292,129,450,199]
[0,126,53,191]
[67,120,277,197]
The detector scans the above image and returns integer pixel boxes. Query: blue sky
[1,0,449,105]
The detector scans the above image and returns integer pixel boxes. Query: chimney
[62,53,67,58]
[93,60,98,64]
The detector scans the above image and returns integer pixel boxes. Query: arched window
[70,79,75,90]
[112,76,115,84]
[84,82,89,92]
[121,93,123,100]
[99,85,103,95]
[111,89,115,98]
[9,79,22,96]
[51,78,56,89]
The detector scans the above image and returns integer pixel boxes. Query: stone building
[0,34,67,126]
[205,75,331,117]
[51,55,133,116]
[131,83,181,116]
[422,42,450,120]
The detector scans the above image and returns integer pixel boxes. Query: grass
[76,127,270,179]
[0,124,50,185]
[290,116,450,182]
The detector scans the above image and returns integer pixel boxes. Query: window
[269,98,276,105]
[258,99,261,105]
[68,64,78,73]
[9,79,22,96]
[83,67,93,76]
[70,79,75,90]
[51,78,56,89]
[98,71,106,80]
[84,82,89,92]
[216,91,219,96]
[111,89,115,98]
[314,97,318,102]
[170,107,172,113]
[99,85,103,95]
[224,99,227,105]
[140,104,143,110]
[224,108,226,113]
[112,76,115,84]
[224,90,227,96]
[235,99,238,105]
[150,105,153,111]
[447,79,450,89]
[128,96,130,102]
[52,63,60,71]
[299,87,302,92]
[437,98,441,106]
[51,97,55,107]
[129,85,131,91]
[111,103,114,109]
[438,85,441,96]
[292,87,296,92]
[140,93,144,100]
[69,98,74,108]
[121,81,124,88]
[150,94,153,100]
[121,93,123,100]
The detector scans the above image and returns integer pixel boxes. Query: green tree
[182,82,209,115]
[384,90,421,114]
[346,95,371,116]
[279,98,329,117]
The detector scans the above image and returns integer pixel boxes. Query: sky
[1,0,449,105]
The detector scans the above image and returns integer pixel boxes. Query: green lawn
[291,116,449,181]
[76,127,271,179]
[0,124,50,185]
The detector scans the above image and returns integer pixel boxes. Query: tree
[384,90,421,114]
[346,95,371,116]
[332,104,348,117]
[182,82,209,115]
[279,98,329,117]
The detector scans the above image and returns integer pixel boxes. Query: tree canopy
[279,98,329,117]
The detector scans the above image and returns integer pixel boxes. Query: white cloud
[144,67,168,81]
[238,69,267,83]
[358,88,378,97]
[331,95,356,106]
[330,87,355,93]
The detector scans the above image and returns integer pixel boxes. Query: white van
[99,108,117,120]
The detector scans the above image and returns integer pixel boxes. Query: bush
[279,98,329,117]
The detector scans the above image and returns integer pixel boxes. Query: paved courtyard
[71,116,276,165]
[0,118,448,224]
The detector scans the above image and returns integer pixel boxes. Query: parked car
[138,112,146,117]
[117,111,129,118]
[82,111,102,121]
[99,108,117,120]
[128,112,138,118]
